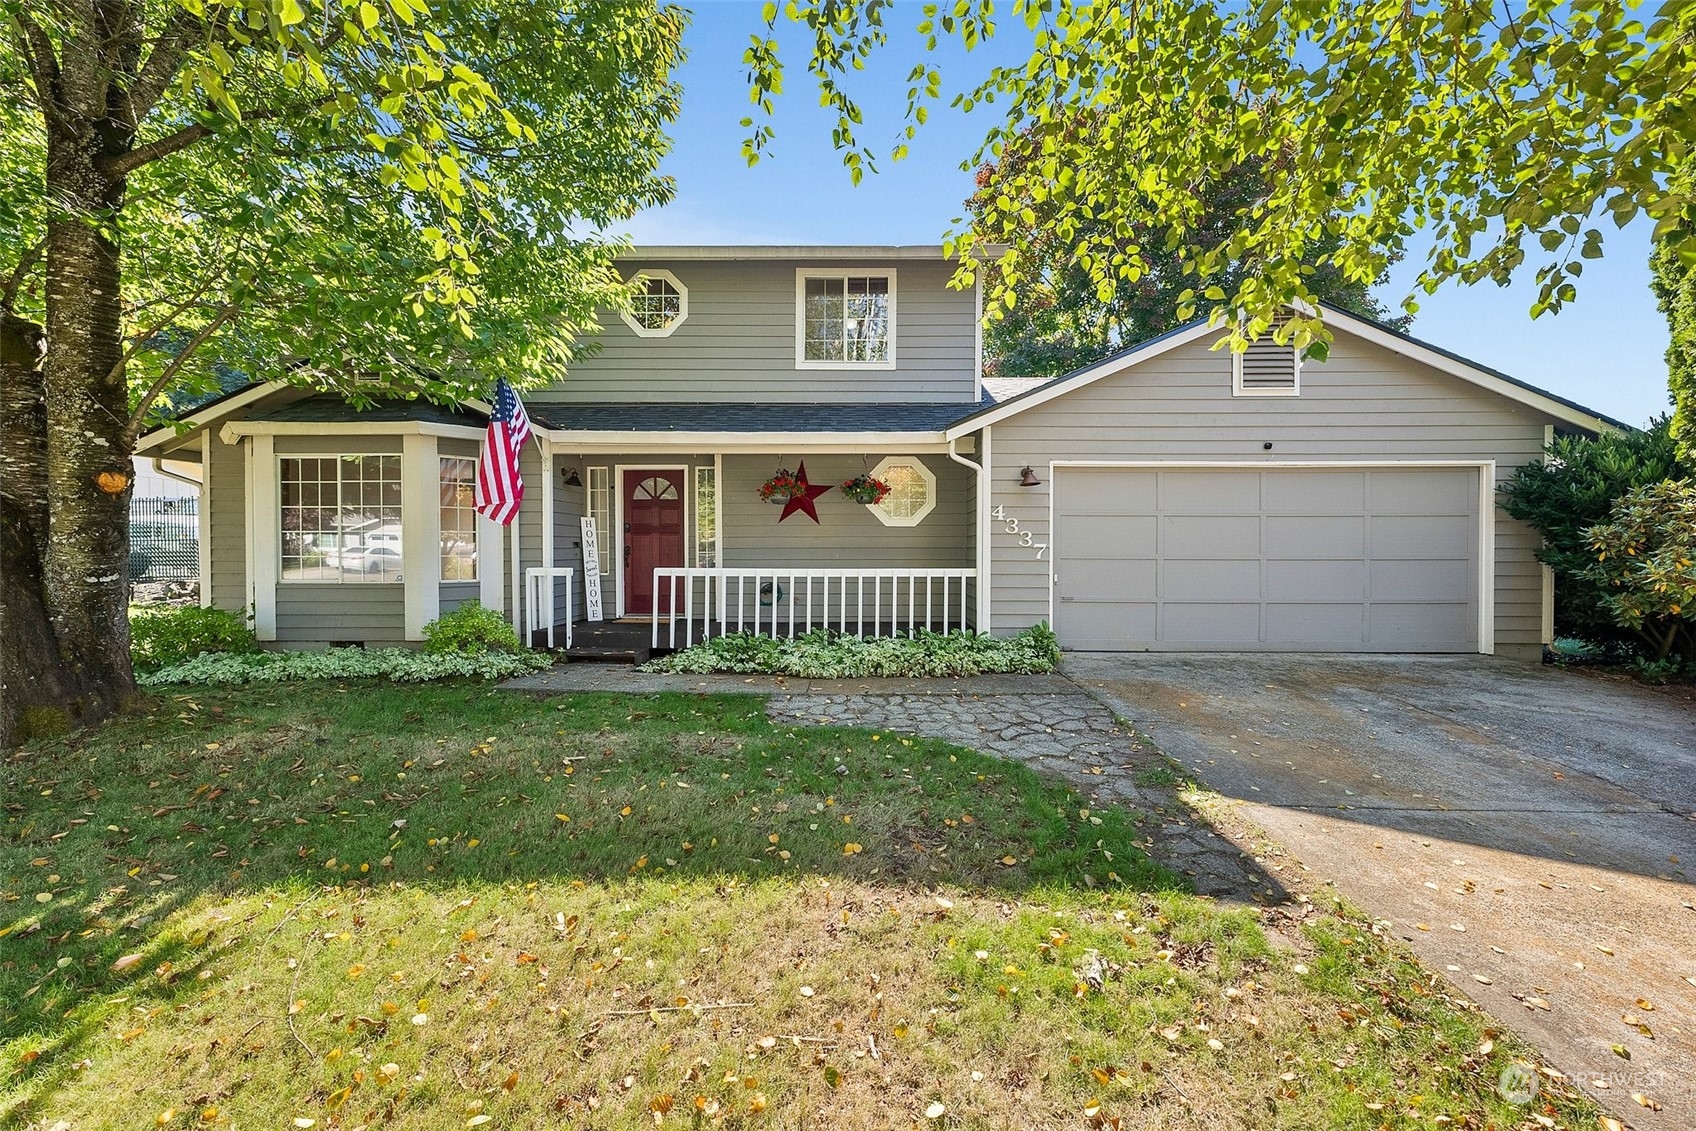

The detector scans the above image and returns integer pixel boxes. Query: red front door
[623,469,685,615]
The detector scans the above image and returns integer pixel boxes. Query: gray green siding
[984,332,1558,658]
[207,437,247,613]
[537,258,977,405]
[275,583,406,646]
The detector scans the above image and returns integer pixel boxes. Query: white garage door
[1053,466,1482,652]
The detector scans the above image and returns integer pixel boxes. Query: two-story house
[136,245,1621,659]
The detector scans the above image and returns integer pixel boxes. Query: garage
[1052,465,1485,652]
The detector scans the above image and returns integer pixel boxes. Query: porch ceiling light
[1018,466,1042,487]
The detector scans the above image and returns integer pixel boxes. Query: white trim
[946,309,1619,439]
[794,267,898,371]
[250,434,277,641]
[620,267,688,337]
[478,510,504,613]
[1043,460,1497,655]
[867,455,937,527]
[538,431,949,452]
[979,427,992,632]
[1540,423,1556,647]
[198,431,213,608]
[621,245,948,261]
[972,273,985,405]
[401,433,439,640]
[135,378,295,455]
[510,503,521,636]
[220,420,485,442]
[613,463,688,618]
[1232,342,1301,397]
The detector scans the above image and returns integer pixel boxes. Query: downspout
[945,434,988,634]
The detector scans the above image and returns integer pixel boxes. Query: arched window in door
[633,476,680,501]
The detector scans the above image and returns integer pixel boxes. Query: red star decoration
[779,461,832,524]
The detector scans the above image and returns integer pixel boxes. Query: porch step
[563,642,651,665]
[552,620,655,665]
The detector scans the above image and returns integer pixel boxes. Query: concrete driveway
[1067,654,1696,1130]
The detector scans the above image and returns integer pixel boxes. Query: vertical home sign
[580,516,603,622]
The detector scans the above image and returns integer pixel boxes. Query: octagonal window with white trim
[621,269,688,337]
[868,457,936,527]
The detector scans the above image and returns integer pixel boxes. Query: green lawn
[1,685,1600,1129]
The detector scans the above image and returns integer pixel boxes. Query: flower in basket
[839,473,890,505]
[759,468,804,502]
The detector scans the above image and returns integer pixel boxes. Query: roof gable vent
[1234,312,1301,396]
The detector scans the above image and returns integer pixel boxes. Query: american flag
[474,377,532,525]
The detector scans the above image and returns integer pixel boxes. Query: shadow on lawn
[1,682,1297,1122]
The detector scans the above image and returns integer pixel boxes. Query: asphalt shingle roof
[252,396,486,427]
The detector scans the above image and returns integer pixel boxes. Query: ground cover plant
[1,686,1601,1129]
[642,625,1061,678]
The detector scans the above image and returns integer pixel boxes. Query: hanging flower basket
[759,468,804,503]
[839,473,890,505]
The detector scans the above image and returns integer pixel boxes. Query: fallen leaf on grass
[842,843,863,856]
[112,954,144,972]
[925,1102,946,1119]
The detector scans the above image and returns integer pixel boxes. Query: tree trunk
[0,120,142,745]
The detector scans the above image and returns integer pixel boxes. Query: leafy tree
[969,148,1408,381]
[1499,419,1690,647]
[1583,480,1696,663]
[0,0,685,744]
[745,1,1693,382]
[1652,217,1696,456]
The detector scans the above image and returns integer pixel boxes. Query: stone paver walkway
[503,663,1278,902]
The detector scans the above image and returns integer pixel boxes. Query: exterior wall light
[1018,466,1042,487]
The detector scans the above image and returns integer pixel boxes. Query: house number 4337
[991,504,1048,559]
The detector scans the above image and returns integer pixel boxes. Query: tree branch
[2,238,47,311]
[121,303,239,444]
[98,122,210,176]
[9,10,61,117]
[124,7,207,124]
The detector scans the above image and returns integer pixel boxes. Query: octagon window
[868,457,936,527]
[621,269,687,337]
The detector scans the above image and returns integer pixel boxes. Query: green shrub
[1499,417,1690,645]
[130,605,258,671]
[1582,479,1696,662]
[137,646,551,687]
[421,600,525,654]
[641,624,1062,678]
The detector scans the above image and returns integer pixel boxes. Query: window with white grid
[280,455,403,583]
[797,270,894,367]
[587,466,612,575]
[693,466,717,567]
[621,270,687,337]
[439,457,477,581]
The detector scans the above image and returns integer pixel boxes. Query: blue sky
[622,2,1672,427]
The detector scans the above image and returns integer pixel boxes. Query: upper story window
[1233,310,1301,396]
[797,269,895,368]
[621,269,687,337]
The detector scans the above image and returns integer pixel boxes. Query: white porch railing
[652,568,977,650]
[523,567,575,649]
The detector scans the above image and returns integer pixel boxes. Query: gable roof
[944,304,1627,439]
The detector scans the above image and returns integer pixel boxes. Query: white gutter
[150,457,203,489]
[945,435,989,635]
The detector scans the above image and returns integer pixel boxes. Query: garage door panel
[1056,600,1156,650]
[1162,515,1261,557]
[1159,472,1261,513]
[1263,515,1365,559]
[1060,558,1157,601]
[1371,558,1471,601]
[1052,466,1481,653]
[1265,603,1367,644]
[1063,514,1155,558]
[1059,469,1157,514]
[1371,515,1474,559]
[1370,602,1474,644]
[1162,559,1260,601]
[1262,472,1364,514]
[1161,602,1261,642]
[1371,469,1475,513]
[1265,559,1366,600]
